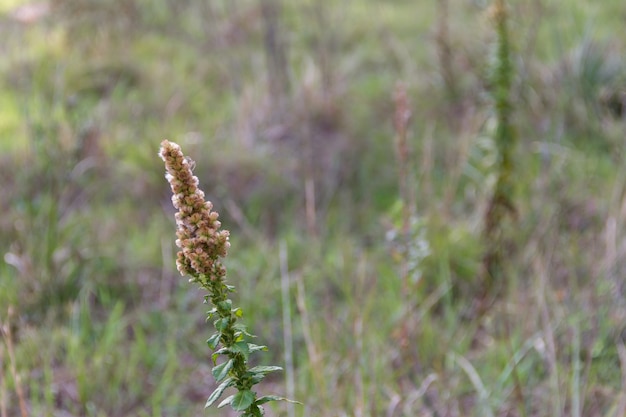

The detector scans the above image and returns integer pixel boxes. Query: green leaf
[214,317,230,331]
[205,377,235,408]
[212,359,234,381]
[248,365,283,375]
[249,373,266,384]
[256,395,302,405]
[232,307,243,317]
[231,390,256,411]
[233,323,255,337]
[243,403,264,417]
[207,333,221,350]
[246,366,283,384]
[225,284,236,292]
[231,341,251,359]
[212,348,227,365]
[217,300,232,311]
[217,394,234,408]
[248,344,268,353]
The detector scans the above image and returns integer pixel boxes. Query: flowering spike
[159,140,294,415]
[159,140,230,279]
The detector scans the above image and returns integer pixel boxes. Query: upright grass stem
[278,241,296,417]
[159,140,294,416]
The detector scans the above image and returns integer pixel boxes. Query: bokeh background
[2,0,626,416]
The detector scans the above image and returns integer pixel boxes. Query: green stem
[203,276,261,415]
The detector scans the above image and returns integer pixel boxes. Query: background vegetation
[1,0,626,416]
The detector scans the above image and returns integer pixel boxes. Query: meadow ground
[1,0,626,416]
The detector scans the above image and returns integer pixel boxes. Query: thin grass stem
[279,241,296,417]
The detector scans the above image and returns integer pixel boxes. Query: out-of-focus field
[1,1,626,416]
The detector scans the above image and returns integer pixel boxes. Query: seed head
[159,140,230,280]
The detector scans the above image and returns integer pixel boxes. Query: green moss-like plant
[159,140,297,416]
[482,0,517,301]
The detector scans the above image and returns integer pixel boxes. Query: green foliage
[481,0,518,298]
[199,258,291,415]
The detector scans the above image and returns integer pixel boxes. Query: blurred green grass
[1,0,626,416]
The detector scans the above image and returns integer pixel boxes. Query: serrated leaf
[256,395,303,405]
[207,333,221,349]
[248,366,283,375]
[205,377,234,408]
[217,394,235,408]
[231,390,256,411]
[212,359,234,381]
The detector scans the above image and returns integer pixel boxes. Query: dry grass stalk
[1,307,28,417]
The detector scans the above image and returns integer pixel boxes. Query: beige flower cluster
[159,140,230,280]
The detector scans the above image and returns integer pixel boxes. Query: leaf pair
[205,365,288,411]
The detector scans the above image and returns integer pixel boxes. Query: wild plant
[159,140,296,416]
[482,0,517,302]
